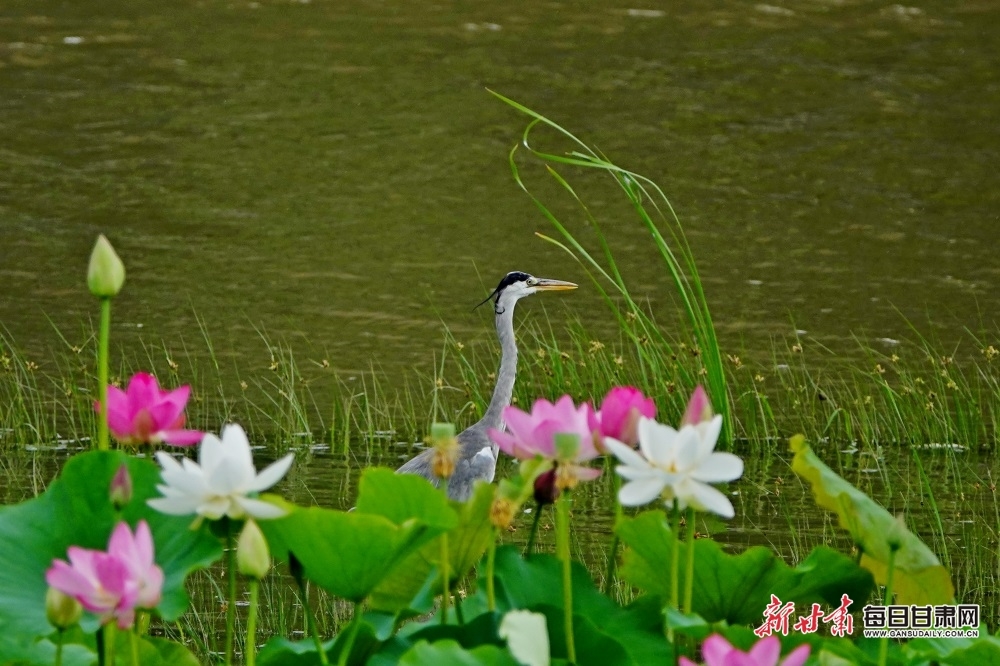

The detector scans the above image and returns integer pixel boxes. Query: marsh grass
[2,314,999,657]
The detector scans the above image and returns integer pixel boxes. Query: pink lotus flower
[489,395,602,490]
[594,386,656,447]
[46,520,164,629]
[680,635,809,666]
[97,372,203,446]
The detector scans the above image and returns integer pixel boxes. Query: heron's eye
[527,278,538,286]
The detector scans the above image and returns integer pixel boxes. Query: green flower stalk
[337,602,363,666]
[429,423,456,625]
[556,488,576,664]
[238,520,270,666]
[290,552,330,666]
[669,501,680,616]
[87,234,125,452]
[683,508,697,614]
[224,519,236,666]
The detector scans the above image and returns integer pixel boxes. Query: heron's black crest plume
[474,271,532,315]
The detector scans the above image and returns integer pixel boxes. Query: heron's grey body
[396,272,576,500]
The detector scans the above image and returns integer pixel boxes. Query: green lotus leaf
[0,634,94,666]
[399,639,518,666]
[354,468,458,530]
[617,510,874,625]
[790,435,954,605]
[257,625,386,666]
[906,631,1000,665]
[256,637,336,666]
[112,633,200,666]
[262,468,457,603]
[469,546,671,665]
[0,450,222,638]
[369,482,495,613]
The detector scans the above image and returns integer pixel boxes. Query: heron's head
[477,271,578,315]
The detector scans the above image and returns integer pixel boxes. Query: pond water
[2,0,999,382]
[2,0,999,649]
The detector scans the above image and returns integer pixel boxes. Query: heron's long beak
[534,278,578,292]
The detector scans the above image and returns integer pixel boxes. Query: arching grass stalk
[97,298,111,451]
[556,489,576,663]
[682,507,696,614]
[489,90,730,445]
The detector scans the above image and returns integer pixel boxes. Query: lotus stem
[225,521,236,666]
[54,630,64,666]
[440,531,450,625]
[337,602,363,666]
[129,628,139,666]
[556,490,576,663]
[246,578,259,666]
[878,547,898,666]
[103,624,116,666]
[299,580,329,666]
[602,463,623,595]
[97,297,111,451]
[669,500,680,612]
[524,502,543,557]
[96,625,104,666]
[683,507,696,614]
[486,530,497,612]
[438,475,452,625]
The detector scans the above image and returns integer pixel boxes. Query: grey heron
[396,271,577,500]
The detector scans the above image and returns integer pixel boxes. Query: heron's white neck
[476,300,518,433]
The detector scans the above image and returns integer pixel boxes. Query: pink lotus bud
[110,464,132,509]
[681,386,713,427]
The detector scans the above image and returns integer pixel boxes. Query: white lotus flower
[604,415,743,518]
[147,424,293,522]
